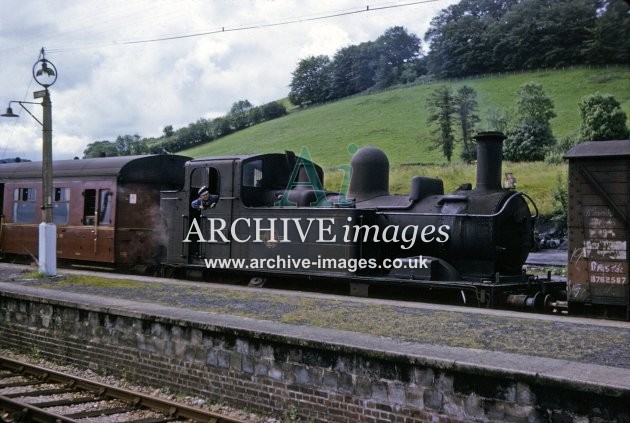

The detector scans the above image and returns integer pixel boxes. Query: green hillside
[182,66,629,166]
[180,66,629,215]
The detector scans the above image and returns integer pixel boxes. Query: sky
[0,0,459,161]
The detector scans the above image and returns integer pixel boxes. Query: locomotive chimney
[474,131,506,192]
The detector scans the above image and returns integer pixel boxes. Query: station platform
[1,262,628,422]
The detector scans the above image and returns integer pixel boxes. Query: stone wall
[0,292,627,423]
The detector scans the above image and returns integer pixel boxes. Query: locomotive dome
[347,146,390,202]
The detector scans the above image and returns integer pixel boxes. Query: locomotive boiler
[357,131,535,281]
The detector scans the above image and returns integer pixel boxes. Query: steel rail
[0,356,246,423]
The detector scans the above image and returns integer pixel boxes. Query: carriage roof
[0,154,190,183]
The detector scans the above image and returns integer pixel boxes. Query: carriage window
[242,160,263,187]
[83,189,112,225]
[52,187,70,225]
[12,188,36,223]
[99,189,112,224]
[83,189,96,225]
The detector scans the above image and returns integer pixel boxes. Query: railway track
[0,356,245,423]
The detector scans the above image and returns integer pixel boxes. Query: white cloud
[0,0,459,160]
[299,25,352,58]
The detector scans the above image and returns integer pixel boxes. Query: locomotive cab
[161,152,353,269]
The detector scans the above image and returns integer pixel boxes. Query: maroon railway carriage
[0,155,189,266]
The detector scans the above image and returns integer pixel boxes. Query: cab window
[190,167,220,198]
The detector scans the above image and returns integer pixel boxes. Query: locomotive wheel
[248,276,267,287]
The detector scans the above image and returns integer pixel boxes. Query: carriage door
[187,161,235,263]
[81,184,114,262]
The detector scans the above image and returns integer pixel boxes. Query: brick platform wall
[0,294,627,423]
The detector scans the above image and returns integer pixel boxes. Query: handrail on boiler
[376,191,539,219]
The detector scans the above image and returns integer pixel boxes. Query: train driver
[191,186,219,210]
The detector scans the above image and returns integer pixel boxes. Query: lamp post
[1,48,58,275]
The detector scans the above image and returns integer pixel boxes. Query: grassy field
[180,66,628,215]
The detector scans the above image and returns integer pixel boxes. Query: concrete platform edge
[2,282,629,396]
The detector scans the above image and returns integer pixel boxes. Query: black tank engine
[159,131,557,309]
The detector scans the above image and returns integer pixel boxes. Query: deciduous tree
[504,83,556,161]
[289,55,332,106]
[579,93,629,141]
[515,82,556,124]
[83,140,118,158]
[114,134,148,156]
[581,0,630,65]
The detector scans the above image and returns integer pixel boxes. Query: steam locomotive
[0,132,564,310]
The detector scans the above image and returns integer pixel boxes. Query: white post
[39,222,56,275]
[39,88,56,276]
